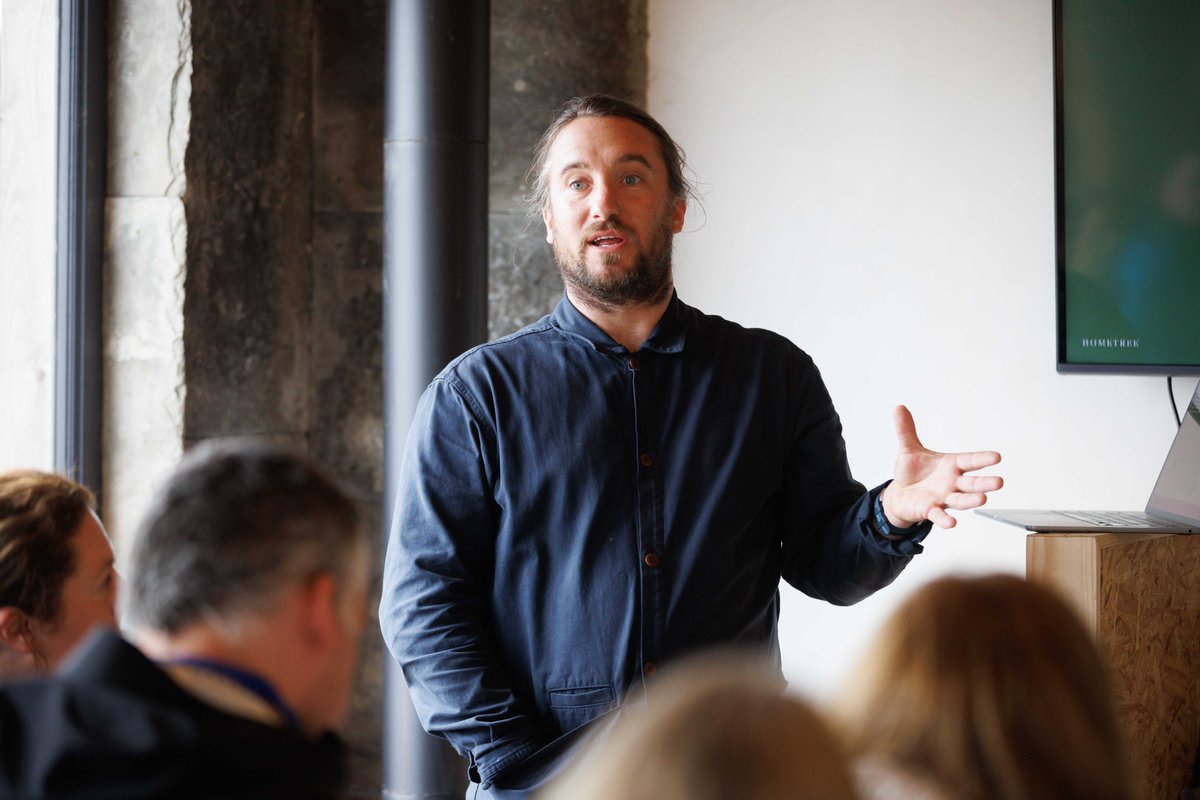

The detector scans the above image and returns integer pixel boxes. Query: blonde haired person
[541,654,859,800]
[0,470,117,677]
[834,573,1133,800]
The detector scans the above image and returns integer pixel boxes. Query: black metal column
[382,1,489,798]
[55,0,107,497]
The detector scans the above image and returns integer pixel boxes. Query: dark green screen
[1060,0,1200,370]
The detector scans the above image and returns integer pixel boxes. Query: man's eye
[622,175,642,185]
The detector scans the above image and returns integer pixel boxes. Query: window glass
[0,0,58,470]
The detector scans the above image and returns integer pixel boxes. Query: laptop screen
[1146,382,1200,526]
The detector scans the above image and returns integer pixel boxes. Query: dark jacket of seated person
[0,629,345,800]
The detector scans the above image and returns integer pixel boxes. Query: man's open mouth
[588,232,626,249]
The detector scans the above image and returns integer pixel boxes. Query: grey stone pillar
[311,1,389,797]
[183,1,314,452]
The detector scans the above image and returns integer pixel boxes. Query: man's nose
[590,179,619,220]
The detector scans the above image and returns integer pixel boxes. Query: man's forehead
[547,116,664,170]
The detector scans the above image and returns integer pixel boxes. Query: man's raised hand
[881,405,1003,530]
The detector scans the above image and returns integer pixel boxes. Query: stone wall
[310,2,387,794]
[184,1,314,452]
[106,2,647,796]
[104,0,189,548]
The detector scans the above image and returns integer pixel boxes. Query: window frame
[54,0,107,498]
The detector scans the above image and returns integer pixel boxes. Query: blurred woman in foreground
[0,470,118,678]
[542,653,859,800]
[834,573,1132,800]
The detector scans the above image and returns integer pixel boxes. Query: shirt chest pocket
[547,684,616,735]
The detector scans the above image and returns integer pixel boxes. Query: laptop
[976,381,1200,533]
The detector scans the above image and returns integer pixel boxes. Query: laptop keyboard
[1057,510,1164,528]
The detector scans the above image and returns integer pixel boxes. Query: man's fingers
[953,450,1002,472]
[893,404,923,452]
[928,506,957,529]
[955,474,1004,494]
[944,492,989,511]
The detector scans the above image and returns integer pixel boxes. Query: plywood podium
[1027,533,1200,800]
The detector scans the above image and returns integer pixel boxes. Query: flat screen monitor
[1055,0,1200,375]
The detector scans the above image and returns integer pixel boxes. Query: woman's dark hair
[0,471,96,623]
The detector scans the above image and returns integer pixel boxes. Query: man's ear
[298,573,339,648]
[0,607,34,654]
[671,198,687,233]
[542,207,554,244]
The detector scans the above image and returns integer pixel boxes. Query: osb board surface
[1099,535,1200,800]
[1026,534,1174,635]
[1027,534,1200,799]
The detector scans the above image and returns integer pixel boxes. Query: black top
[0,630,345,800]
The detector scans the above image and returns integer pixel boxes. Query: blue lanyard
[166,657,301,729]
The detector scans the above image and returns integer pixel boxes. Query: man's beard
[552,214,675,311]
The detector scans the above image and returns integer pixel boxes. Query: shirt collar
[161,657,300,729]
[550,291,688,355]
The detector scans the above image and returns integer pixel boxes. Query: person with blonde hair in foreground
[541,654,859,800]
[0,470,117,678]
[833,573,1133,800]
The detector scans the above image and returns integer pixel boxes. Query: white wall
[648,0,1198,698]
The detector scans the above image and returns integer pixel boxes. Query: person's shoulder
[0,632,345,800]
[0,630,157,711]
[682,300,814,364]
[0,669,58,725]
[437,314,558,381]
[0,637,200,798]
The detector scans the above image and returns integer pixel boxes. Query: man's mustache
[581,219,639,242]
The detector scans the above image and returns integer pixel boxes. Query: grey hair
[525,94,696,217]
[123,439,362,634]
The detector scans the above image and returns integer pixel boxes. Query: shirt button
[644,552,661,568]
[639,452,654,468]
[644,661,657,677]
[628,356,641,370]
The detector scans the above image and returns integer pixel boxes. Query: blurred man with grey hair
[0,440,368,800]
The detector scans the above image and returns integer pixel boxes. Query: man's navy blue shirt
[380,293,928,790]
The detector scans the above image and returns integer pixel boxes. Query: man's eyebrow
[557,153,656,175]
[619,153,654,170]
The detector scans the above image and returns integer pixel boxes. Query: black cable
[1169,376,1183,429]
